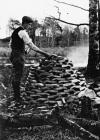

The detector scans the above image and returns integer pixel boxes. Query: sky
[0,0,89,38]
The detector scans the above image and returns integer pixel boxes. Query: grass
[0,41,90,140]
[0,47,11,57]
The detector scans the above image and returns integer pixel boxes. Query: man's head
[22,16,33,29]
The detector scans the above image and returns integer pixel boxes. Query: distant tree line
[6,17,88,48]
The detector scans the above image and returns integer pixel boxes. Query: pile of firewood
[24,56,86,113]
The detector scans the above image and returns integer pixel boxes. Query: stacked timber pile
[5,56,86,117]
[24,56,86,113]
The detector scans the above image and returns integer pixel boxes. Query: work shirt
[18,30,32,53]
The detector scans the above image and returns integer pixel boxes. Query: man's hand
[44,52,51,58]
[44,53,58,59]
[50,54,58,58]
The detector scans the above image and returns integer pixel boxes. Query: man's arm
[18,30,50,57]
[27,42,49,57]
[9,38,12,48]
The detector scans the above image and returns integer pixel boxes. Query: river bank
[0,44,89,67]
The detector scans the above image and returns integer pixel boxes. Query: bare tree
[53,0,99,80]
[8,18,21,31]
[44,17,59,47]
[53,0,89,26]
[55,6,61,19]
[47,16,89,27]
[54,0,89,11]
[86,0,99,80]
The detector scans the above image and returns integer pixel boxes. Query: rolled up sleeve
[18,30,47,56]
[18,30,44,53]
[18,30,32,45]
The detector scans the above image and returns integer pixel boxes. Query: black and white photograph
[0,0,99,139]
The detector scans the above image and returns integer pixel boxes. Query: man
[9,16,50,102]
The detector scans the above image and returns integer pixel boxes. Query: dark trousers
[10,52,25,100]
[12,62,24,100]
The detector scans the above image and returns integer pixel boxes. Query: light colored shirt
[18,30,31,45]
[18,30,31,53]
[18,29,41,53]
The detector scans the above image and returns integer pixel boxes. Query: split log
[49,106,99,140]
[72,118,100,137]
[0,108,100,140]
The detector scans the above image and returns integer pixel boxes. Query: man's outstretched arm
[18,30,50,57]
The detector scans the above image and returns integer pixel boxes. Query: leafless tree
[54,0,89,11]
[53,0,99,80]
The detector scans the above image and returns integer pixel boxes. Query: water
[0,41,89,67]
[66,42,89,67]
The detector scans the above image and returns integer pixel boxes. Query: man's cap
[22,16,33,24]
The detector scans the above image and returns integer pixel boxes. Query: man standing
[9,16,50,102]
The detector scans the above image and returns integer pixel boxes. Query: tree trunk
[98,1,100,62]
[86,0,99,79]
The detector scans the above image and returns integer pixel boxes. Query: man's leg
[12,62,24,101]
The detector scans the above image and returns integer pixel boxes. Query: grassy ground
[0,42,97,140]
[0,47,11,57]
[0,64,83,140]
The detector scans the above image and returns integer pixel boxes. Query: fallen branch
[49,106,99,140]
[58,116,99,140]
[72,118,100,137]
[0,109,99,140]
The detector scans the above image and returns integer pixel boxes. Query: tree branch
[47,16,89,26]
[54,0,89,12]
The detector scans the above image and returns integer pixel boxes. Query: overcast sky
[0,0,89,38]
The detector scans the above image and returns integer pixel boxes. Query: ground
[0,43,100,140]
[0,56,100,140]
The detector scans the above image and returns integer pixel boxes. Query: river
[0,41,89,67]
[67,45,89,67]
